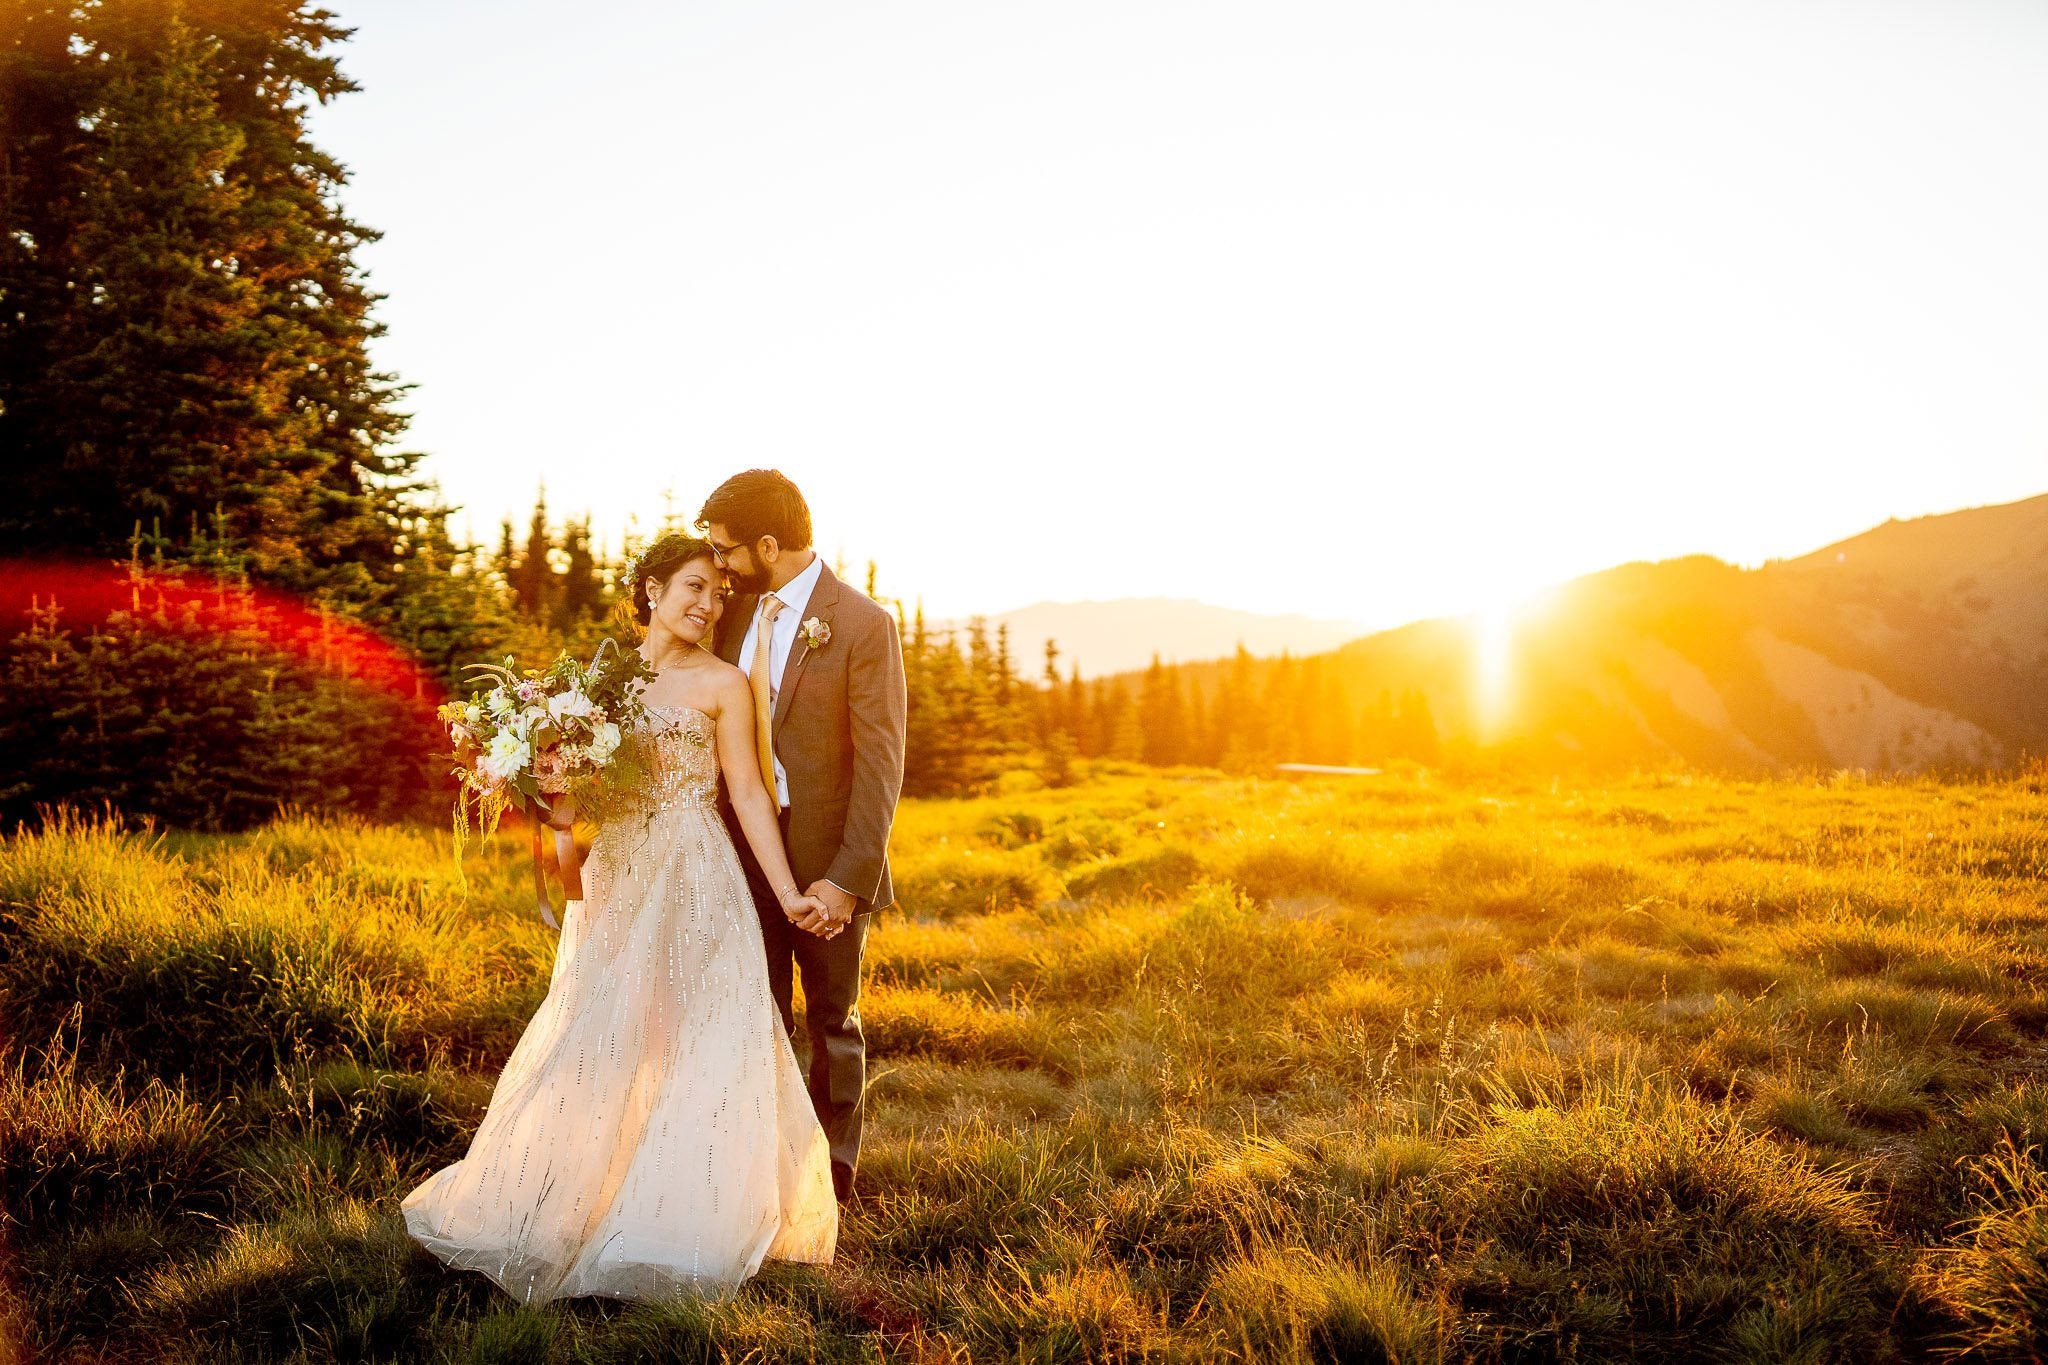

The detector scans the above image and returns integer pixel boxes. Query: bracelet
[777,884,801,904]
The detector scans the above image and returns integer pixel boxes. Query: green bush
[1063,843,1202,902]
[1418,1088,1902,1359]
[2,585,444,832]
[894,847,1060,919]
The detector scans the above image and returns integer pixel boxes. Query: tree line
[0,2,1440,830]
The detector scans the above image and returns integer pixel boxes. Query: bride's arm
[712,670,824,926]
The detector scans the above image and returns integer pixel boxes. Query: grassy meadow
[4,765,2048,1362]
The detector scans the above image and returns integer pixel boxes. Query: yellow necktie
[750,594,785,801]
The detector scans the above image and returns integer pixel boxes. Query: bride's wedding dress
[402,703,837,1303]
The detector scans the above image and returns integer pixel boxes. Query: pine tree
[1139,655,1188,766]
[511,489,556,622]
[1216,644,1264,771]
[1067,664,1089,754]
[554,515,607,630]
[0,1,420,599]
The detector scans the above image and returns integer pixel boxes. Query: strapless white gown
[402,703,836,1303]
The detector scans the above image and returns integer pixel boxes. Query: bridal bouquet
[440,638,656,869]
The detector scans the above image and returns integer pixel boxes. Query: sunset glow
[313,0,2048,626]
[1469,586,1557,738]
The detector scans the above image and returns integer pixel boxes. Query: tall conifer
[0,0,418,598]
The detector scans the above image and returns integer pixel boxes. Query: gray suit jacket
[716,563,908,910]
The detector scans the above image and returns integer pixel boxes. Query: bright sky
[310,0,2048,627]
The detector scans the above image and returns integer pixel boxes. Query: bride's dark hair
[616,533,720,634]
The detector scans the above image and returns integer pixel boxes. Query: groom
[700,469,907,1203]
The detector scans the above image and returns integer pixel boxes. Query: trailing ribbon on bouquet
[531,824,561,930]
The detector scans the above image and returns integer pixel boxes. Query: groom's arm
[823,607,907,904]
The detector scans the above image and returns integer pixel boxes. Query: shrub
[1038,816,1127,869]
[1228,836,1419,907]
[862,987,1076,1075]
[1204,1250,1443,1365]
[894,848,1059,919]
[1927,1137,2048,1362]
[131,1199,455,1355]
[0,1006,229,1231]
[1063,844,1202,903]
[975,810,1046,849]
[1417,1088,1902,1358]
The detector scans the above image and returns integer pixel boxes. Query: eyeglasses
[708,537,750,566]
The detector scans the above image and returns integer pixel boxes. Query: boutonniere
[798,617,831,651]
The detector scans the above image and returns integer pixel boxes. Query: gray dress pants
[729,804,869,1201]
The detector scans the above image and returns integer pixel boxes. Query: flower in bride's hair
[481,730,532,781]
[588,721,622,764]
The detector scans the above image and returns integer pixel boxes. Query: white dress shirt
[735,553,824,809]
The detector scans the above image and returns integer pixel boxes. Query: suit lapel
[773,564,839,739]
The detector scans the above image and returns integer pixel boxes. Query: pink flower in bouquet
[532,745,571,795]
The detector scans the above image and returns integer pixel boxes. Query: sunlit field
[5,766,2048,1362]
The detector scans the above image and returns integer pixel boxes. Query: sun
[1468,585,1559,738]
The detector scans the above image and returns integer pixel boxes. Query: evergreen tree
[1067,663,1090,754]
[0,1,420,599]
[553,515,608,631]
[1216,644,1264,771]
[511,489,555,621]
[1036,639,1064,748]
[1139,654,1188,766]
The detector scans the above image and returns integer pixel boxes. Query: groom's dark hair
[697,469,813,551]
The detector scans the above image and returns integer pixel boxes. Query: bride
[402,533,838,1304]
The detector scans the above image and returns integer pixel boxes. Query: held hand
[784,893,833,936]
[805,880,858,939]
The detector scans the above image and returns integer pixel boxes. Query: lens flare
[0,557,447,705]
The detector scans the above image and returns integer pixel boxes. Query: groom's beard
[727,564,771,594]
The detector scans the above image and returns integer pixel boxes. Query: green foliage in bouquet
[439,639,655,873]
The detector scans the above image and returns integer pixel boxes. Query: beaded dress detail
[402,704,837,1303]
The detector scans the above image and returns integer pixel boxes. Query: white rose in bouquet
[588,721,623,764]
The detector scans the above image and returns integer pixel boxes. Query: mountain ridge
[1099,493,2048,773]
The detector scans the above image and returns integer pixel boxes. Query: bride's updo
[616,532,719,633]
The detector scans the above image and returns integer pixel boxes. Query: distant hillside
[936,598,1375,679]
[1116,494,2048,773]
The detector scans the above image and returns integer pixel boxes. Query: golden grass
[4,767,2048,1359]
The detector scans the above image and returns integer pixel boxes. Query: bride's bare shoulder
[696,657,750,715]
